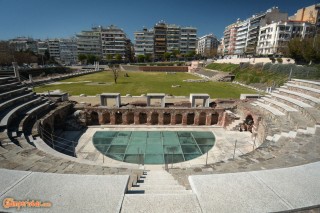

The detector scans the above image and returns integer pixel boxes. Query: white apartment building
[235,19,250,56]
[257,21,314,55]
[180,26,197,54]
[166,24,181,53]
[76,27,102,57]
[100,25,131,61]
[196,34,219,57]
[134,28,154,56]
[59,39,78,65]
[48,39,60,59]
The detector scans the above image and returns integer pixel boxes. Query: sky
[0,0,318,41]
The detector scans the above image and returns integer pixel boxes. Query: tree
[78,54,87,64]
[106,54,113,62]
[137,55,145,63]
[145,54,152,62]
[111,66,120,84]
[115,54,122,62]
[163,52,171,61]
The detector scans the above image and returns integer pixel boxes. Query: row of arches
[89,111,219,126]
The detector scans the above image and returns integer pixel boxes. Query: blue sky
[0,0,318,40]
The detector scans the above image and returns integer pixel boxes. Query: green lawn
[34,71,256,98]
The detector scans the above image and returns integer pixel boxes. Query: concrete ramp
[0,169,129,213]
[189,162,320,213]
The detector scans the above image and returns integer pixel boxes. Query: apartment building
[76,27,102,57]
[59,39,78,65]
[154,22,167,61]
[166,24,181,53]
[37,41,48,55]
[180,26,197,54]
[290,3,320,28]
[257,21,314,55]
[134,28,154,57]
[134,22,197,61]
[9,37,39,53]
[100,25,132,61]
[196,34,219,57]
[224,7,288,56]
[223,21,239,56]
[48,39,61,60]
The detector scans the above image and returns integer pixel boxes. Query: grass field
[34,71,256,98]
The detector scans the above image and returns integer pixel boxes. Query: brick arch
[163,112,171,125]
[175,114,182,124]
[150,112,159,125]
[90,111,99,125]
[115,112,123,124]
[187,113,195,125]
[101,112,110,124]
[126,112,134,124]
[211,113,219,125]
[139,112,147,124]
[199,112,206,126]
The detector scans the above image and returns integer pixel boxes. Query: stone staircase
[128,170,192,194]
[122,170,201,212]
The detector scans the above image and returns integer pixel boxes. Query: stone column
[110,112,116,125]
[182,113,188,125]
[147,112,152,125]
[206,113,212,126]
[194,112,200,125]
[98,112,104,124]
[158,112,164,125]
[122,112,128,125]
[171,113,176,125]
[134,112,140,124]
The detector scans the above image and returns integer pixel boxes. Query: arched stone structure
[100,112,110,124]
[90,112,99,125]
[211,113,219,125]
[115,112,123,124]
[175,114,182,124]
[150,112,159,125]
[126,112,134,125]
[187,113,195,125]
[199,112,206,125]
[139,113,147,124]
[163,113,171,125]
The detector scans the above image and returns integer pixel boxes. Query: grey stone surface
[252,162,320,209]
[0,169,31,195]
[121,194,202,213]
[189,162,320,213]
[0,169,129,213]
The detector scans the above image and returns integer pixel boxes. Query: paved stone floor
[76,126,256,170]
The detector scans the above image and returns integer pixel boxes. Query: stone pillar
[147,96,151,107]
[98,112,104,124]
[110,112,116,125]
[122,112,128,125]
[194,112,200,125]
[158,112,164,125]
[12,62,20,82]
[134,112,140,124]
[29,74,33,82]
[147,112,152,125]
[182,113,188,125]
[171,114,176,125]
[160,97,165,108]
[206,113,212,126]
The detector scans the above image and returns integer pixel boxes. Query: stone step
[261,97,298,112]
[278,88,320,104]
[253,101,285,116]
[285,83,320,97]
[121,194,202,213]
[142,179,179,184]
[271,93,312,108]
[137,190,193,194]
[131,185,185,191]
[291,79,320,89]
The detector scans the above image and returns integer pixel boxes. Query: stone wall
[82,107,226,126]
